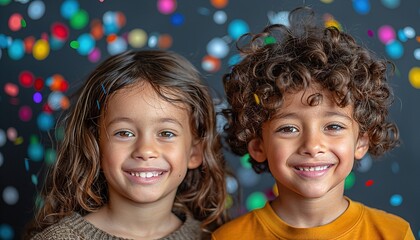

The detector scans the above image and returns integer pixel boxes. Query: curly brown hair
[24,50,228,238]
[222,7,399,173]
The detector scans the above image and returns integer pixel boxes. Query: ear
[188,140,204,169]
[248,138,267,163]
[355,133,369,160]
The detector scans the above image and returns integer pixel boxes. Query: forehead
[103,83,190,119]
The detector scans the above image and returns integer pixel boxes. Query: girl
[24,50,228,239]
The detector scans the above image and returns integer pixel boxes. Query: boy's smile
[248,86,369,200]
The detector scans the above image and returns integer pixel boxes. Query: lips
[293,164,334,178]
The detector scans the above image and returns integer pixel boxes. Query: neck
[85,194,182,239]
[271,185,349,228]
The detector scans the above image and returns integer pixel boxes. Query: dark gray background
[0,0,419,239]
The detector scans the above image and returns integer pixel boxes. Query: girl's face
[98,82,203,207]
[248,86,369,200]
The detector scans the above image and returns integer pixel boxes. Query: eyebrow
[107,117,184,127]
[274,111,353,122]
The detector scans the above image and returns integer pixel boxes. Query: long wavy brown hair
[222,7,399,173]
[24,50,228,238]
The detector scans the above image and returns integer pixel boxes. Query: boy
[213,7,415,240]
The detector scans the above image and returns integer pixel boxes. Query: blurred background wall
[0,0,419,239]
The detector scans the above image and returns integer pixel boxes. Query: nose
[132,136,158,161]
[298,129,326,157]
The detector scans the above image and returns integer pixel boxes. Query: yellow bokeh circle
[408,67,420,89]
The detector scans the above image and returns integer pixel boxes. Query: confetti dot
[76,33,95,55]
[19,71,34,88]
[19,105,32,121]
[355,154,372,172]
[28,142,44,161]
[2,186,19,205]
[34,78,44,91]
[228,53,242,66]
[158,34,173,49]
[128,28,147,48]
[403,26,415,39]
[8,13,23,31]
[70,40,79,49]
[365,179,374,187]
[60,0,79,19]
[240,153,252,169]
[228,19,249,40]
[157,0,177,15]
[37,112,55,131]
[213,10,227,24]
[8,39,25,60]
[367,29,374,37]
[353,0,370,15]
[28,0,46,20]
[206,37,229,59]
[0,130,6,147]
[0,224,14,240]
[211,0,228,9]
[0,0,11,5]
[32,39,50,60]
[385,40,403,59]
[90,19,104,40]
[23,37,34,52]
[381,0,400,9]
[378,25,396,44]
[88,47,101,63]
[390,194,403,206]
[31,174,38,185]
[246,191,266,211]
[44,148,56,165]
[391,161,400,173]
[344,172,355,190]
[6,127,17,141]
[51,22,69,41]
[226,175,238,194]
[107,36,127,55]
[171,13,184,26]
[4,83,19,97]
[201,55,221,73]
[408,67,420,89]
[70,9,89,30]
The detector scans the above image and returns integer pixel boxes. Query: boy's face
[98,82,203,207]
[248,86,369,200]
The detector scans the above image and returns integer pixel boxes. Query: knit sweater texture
[31,211,202,240]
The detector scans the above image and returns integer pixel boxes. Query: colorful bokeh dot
[157,0,177,15]
[408,67,420,89]
[389,194,403,206]
[246,191,266,211]
[344,172,356,190]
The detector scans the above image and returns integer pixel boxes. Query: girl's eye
[277,126,298,133]
[159,131,176,138]
[325,124,344,131]
[116,131,134,138]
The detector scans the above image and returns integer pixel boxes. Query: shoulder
[352,200,414,239]
[357,201,410,226]
[163,211,202,240]
[212,208,265,239]
[31,213,83,239]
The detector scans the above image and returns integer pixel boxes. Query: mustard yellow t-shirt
[212,198,414,240]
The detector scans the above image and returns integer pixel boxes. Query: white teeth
[297,165,329,171]
[130,172,161,178]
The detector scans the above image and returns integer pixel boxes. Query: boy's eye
[159,131,176,138]
[325,124,344,131]
[115,131,134,137]
[277,126,298,133]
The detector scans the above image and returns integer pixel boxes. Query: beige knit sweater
[31,211,202,240]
